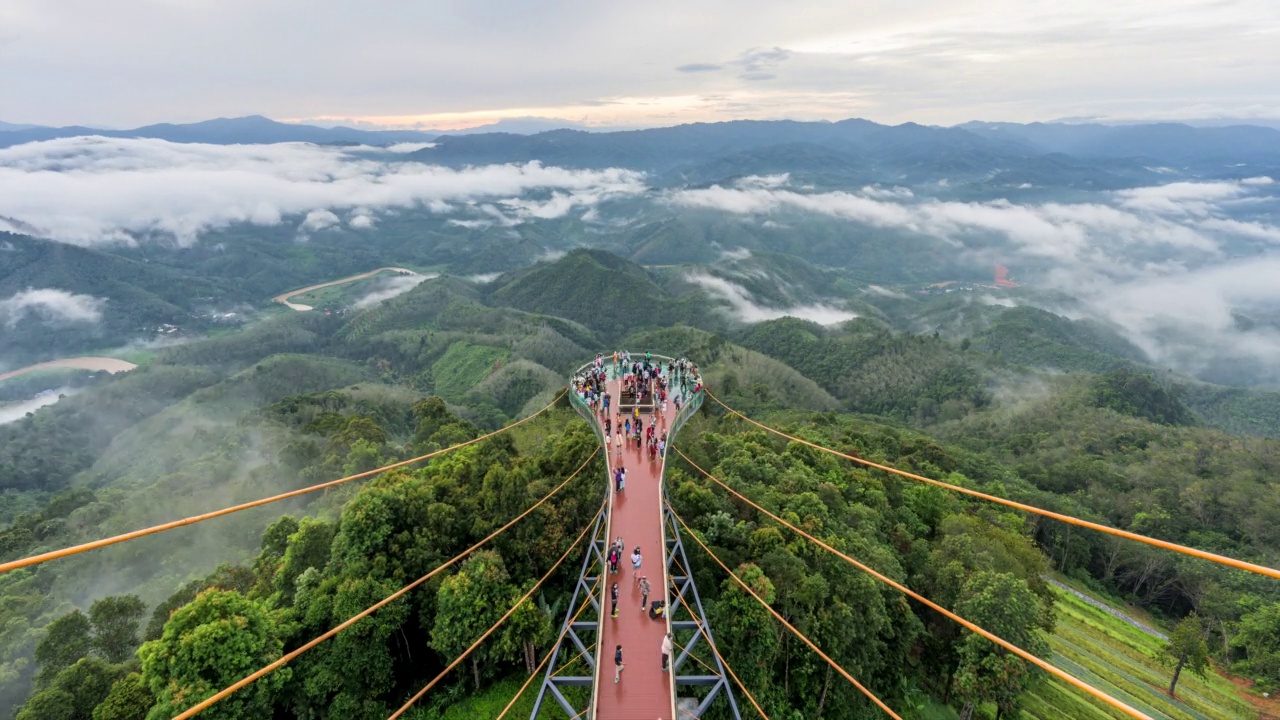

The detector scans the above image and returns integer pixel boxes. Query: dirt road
[272,267,419,311]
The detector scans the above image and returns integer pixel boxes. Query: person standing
[639,576,651,611]
[610,582,619,619]
[631,547,643,584]
[614,645,625,684]
[661,633,673,673]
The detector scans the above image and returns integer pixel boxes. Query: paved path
[0,357,137,383]
[595,371,675,719]
[271,267,420,311]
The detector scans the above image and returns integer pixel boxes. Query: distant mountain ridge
[4,116,1278,175]
[411,118,1280,179]
[0,115,438,148]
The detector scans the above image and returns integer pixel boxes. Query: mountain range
[3,115,1279,179]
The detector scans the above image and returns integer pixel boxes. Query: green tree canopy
[138,590,289,720]
[1233,601,1280,690]
[18,656,128,720]
[34,609,92,687]
[89,595,147,664]
[951,571,1051,720]
[92,672,154,720]
[430,550,518,689]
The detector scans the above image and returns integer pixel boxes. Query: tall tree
[711,564,781,698]
[1163,614,1210,698]
[495,598,552,674]
[951,571,1051,720]
[138,590,290,720]
[34,610,92,687]
[89,595,147,664]
[431,550,517,689]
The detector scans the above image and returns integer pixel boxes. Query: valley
[0,118,1278,720]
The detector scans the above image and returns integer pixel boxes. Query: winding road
[272,267,420,311]
[0,357,138,383]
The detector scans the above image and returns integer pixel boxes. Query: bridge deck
[595,371,675,719]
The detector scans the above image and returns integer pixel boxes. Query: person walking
[631,547,643,583]
[610,582,619,619]
[614,645,625,684]
[639,575,651,611]
[661,633,673,673]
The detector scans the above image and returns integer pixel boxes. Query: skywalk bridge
[530,356,740,719]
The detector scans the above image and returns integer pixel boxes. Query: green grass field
[1019,577,1255,720]
[290,277,384,308]
[432,342,509,401]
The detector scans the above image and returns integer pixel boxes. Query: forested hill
[1,249,1279,719]
[410,119,1280,177]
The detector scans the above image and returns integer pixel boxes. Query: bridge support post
[664,498,743,720]
[530,500,609,719]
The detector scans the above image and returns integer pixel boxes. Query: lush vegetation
[2,249,1279,719]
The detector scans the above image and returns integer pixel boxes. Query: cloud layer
[668,178,1279,278]
[687,271,856,325]
[0,137,646,245]
[0,288,106,327]
[672,176,1280,382]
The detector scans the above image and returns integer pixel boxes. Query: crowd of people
[568,353,704,688]
[571,352,702,455]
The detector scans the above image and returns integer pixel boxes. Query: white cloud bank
[0,137,646,245]
[672,178,1280,381]
[0,388,79,425]
[0,288,106,327]
[351,272,438,309]
[667,179,1280,278]
[687,272,856,325]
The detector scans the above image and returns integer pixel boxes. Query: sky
[2,0,1279,130]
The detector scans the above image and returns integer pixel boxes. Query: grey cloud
[0,287,106,327]
[735,47,792,71]
[0,137,647,245]
[732,46,792,81]
[676,63,723,73]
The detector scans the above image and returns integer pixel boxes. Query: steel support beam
[530,501,608,719]
[663,500,743,720]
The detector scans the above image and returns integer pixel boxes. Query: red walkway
[594,372,675,719]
